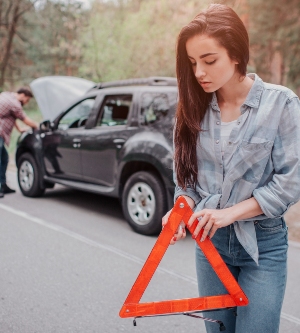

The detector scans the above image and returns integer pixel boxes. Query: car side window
[96,95,132,127]
[140,93,169,125]
[58,98,95,130]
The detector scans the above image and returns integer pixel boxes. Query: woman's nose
[194,64,206,79]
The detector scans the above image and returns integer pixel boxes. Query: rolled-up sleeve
[13,105,26,121]
[253,97,300,217]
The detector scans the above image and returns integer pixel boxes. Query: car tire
[122,171,167,235]
[17,153,45,197]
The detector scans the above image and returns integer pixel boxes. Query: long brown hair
[175,4,249,189]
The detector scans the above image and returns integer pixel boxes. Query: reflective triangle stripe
[120,196,248,318]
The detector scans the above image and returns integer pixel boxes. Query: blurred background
[1,0,300,242]
[1,0,300,92]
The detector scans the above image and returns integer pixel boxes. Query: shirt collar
[209,73,264,112]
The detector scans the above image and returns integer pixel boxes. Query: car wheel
[122,171,167,235]
[17,153,45,197]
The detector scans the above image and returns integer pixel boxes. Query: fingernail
[201,237,204,242]
[173,237,177,241]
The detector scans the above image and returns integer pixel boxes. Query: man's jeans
[0,136,8,184]
[196,217,288,333]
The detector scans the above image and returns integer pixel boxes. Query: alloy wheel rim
[127,182,156,226]
[19,160,34,191]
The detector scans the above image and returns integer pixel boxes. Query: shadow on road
[43,186,124,220]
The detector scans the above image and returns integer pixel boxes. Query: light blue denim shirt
[174,73,300,264]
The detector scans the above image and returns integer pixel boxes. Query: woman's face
[186,34,239,92]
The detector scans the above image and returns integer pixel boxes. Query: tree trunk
[0,0,21,88]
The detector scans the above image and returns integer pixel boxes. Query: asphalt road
[0,170,300,333]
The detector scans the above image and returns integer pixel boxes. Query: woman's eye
[191,62,196,67]
[205,60,216,65]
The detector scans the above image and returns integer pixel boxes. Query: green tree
[0,0,87,89]
[0,0,40,88]
[79,0,211,82]
[21,0,87,82]
[245,0,300,92]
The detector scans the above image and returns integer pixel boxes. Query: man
[0,87,39,198]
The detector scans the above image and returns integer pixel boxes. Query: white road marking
[281,313,300,326]
[0,202,299,326]
[0,203,197,285]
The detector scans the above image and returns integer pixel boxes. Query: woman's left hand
[187,208,235,242]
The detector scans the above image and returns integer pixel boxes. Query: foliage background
[1,0,300,94]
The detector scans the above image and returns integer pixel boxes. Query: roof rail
[91,76,177,90]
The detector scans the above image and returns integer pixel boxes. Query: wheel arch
[16,146,35,165]
[118,159,173,210]
[119,161,163,195]
[16,146,46,190]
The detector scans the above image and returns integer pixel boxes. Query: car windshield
[58,98,95,130]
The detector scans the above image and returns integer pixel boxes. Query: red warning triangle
[119,196,248,318]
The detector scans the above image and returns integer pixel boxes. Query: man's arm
[23,116,39,129]
[15,121,24,133]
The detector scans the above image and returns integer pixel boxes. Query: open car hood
[30,76,95,120]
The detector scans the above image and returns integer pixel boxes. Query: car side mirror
[40,120,55,132]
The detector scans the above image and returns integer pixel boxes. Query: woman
[162,4,300,333]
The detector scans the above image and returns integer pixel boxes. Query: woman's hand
[162,209,186,244]
[162,195,195,245]
[187,208,235,242]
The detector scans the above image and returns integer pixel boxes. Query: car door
[80,94,136,186]
[42,97,95,180]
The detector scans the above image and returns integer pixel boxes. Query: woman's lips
[200,81,211,88]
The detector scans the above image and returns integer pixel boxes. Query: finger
[170,237,176,245]
[171,222,186,244]
[162,211,171,227]
[193,214,209,238]
[162,215,169,227]
[176,224,184,239]
[209,225,219,239]
[200,220,214,242]
[187,213,198,227]
[170,233,178,245]
[187,211,205,227]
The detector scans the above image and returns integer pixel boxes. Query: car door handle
[113,138,125,149]
[73,138,81,148]
[113,139,125,144]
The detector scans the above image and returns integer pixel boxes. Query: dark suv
[16,77,177,235]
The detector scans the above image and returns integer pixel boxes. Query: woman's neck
[217,73,253,105]
[216,73,254,122]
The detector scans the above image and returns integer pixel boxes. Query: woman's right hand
[162,209,186,244]
[161,195,195,245]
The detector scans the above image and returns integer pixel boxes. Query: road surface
[0,170,299,332]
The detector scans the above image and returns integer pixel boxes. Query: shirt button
[216,121,220,125]
[216,140,220,144]
[228,141,232,145]
[237,121,241,125]
[220,164,223,168]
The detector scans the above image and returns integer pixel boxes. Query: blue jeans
[196,217,288,333]
[0,136,8,184]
